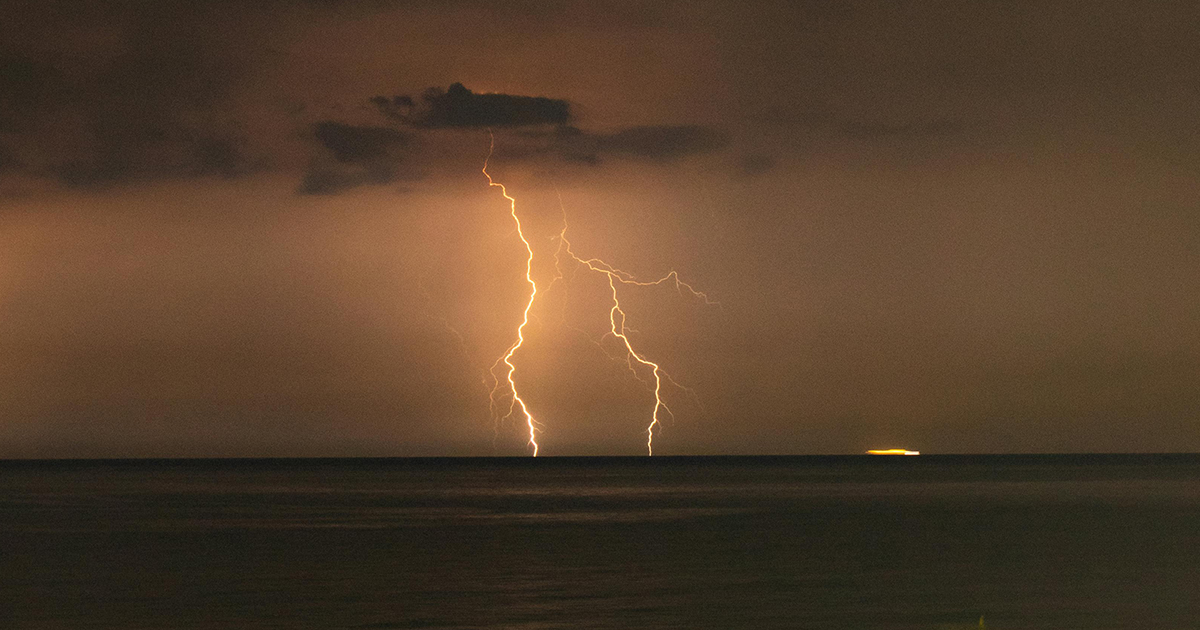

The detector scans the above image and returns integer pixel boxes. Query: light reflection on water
[2,455,1198,630]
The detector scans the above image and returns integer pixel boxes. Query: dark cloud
[313,121,411,163]
[513,124,730,165]
[374,83,571,128]
[365,84,725,168]
[1,0,1198,458]
[369,94,414,123]
[300,121,414,195]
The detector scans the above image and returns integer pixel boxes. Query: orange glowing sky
[1,0,1198,457]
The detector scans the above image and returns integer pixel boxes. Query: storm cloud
[3,0,1199,457]
[313,122,411,164]
[373,83,571,129]
[513,124,730,165]
[300,121,414,195]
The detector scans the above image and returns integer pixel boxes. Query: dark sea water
[2,455,1198,630]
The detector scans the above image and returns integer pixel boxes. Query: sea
[2,455,1197,630]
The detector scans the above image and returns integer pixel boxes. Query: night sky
[1,0,1197,457]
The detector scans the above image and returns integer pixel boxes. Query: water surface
[3,455,1197,629]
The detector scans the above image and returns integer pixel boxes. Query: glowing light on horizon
[480,132,714,456]
[867,449,920,455]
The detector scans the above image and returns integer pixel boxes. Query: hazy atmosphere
[2,0,1197,457]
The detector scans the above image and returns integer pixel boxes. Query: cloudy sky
[1,0,1197,457]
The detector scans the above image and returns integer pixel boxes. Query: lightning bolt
[552,221,714,456]
[483,132,541,456]
[481,132,714,456]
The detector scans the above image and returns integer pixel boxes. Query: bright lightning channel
[483,132,541,456]
[551,226,714,456]
[482,132,714,456]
